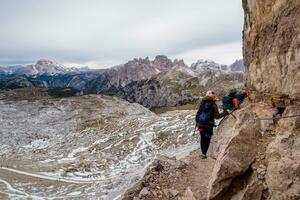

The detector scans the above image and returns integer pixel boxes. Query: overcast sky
[0,0,244,68]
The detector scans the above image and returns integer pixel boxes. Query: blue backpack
[198,100,214,125]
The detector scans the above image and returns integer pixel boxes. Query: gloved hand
[225,109,231,115]
[195,122,200,128]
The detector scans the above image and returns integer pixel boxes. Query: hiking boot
[200,154,207,159]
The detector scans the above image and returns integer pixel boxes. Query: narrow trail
[161,150,216,200]
[182,151,215,199]
[123,150,215,199]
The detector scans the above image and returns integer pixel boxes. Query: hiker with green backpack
[222,88,249,112]
[222,88,240,112]
[217,88,249,126]
[195,90,229,159]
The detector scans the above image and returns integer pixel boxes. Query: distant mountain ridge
[84,55,184,94]
[229,59,244,72]
[191,59,244,72]
[86,58,244,108]
[0,57,244,108]
[0,77,46,90]
[0,59,104,90]
[0,59,92,76]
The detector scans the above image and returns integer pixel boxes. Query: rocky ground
[123,151,215,200]
[0,89,202,199]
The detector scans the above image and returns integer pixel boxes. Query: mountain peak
[190,59,220,71]
[35,59,56,65]
[229,59,244,72]
[31,59,66,75]
[153,55,173,69]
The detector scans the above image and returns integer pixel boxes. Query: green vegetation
[151,103,198,114]
[47,87,80,98]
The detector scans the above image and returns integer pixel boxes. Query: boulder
[207,116,260,199]
[210,104,256,158]
[138,187,150,198]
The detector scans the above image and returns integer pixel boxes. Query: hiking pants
[199,127,213,156]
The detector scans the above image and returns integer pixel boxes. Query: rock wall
[207,1,300,199]
[242,0,300,99]
[208,101,300,200]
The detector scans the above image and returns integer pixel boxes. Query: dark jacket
[195,96,227,128]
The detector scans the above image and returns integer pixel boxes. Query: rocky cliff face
[243,0,300,99]
[207,97,300,200]
[206,1,300,199]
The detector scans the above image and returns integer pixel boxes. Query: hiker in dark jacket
[195,90,228,159]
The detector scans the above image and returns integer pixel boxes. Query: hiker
[236,88,249,103]
[222,88,239,112]
[195,90,228,159]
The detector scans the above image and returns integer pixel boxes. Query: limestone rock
[210,104,256,158]
[265,114,300,200]
[138,187,150,198]
[179,187,196,200]
[242,0,300,99]
[253,102,277,132]
[231,174,264,200]
[207,118,260,199]
[169,189,179,197]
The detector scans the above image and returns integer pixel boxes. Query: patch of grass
[171,83,182,93]
[79,117,106,131]
[191,87,204,96]
[47,87,80,98]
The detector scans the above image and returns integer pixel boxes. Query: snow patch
[23,139,49,150]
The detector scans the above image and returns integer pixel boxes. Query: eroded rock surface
[208,108,261,199]
[208,101,300,200]
[242,0,300,99]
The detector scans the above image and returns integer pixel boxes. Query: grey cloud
[0,0,244,67]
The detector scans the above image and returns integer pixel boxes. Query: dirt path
[181,151,215,200]
[123,150,215,200]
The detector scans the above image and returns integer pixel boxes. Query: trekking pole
[226,109,237,119]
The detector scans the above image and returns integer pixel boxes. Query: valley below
[0,91,200,199]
